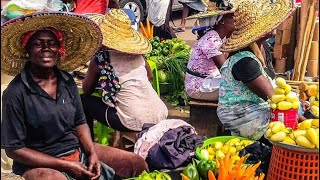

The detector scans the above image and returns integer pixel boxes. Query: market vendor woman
[217,0,295,140]
[1,12,148,180]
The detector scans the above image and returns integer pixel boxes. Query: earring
[26,53,29,58]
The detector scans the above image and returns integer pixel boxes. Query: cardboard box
[277,15,293,30]
[309,41,319,59]
[313,21,319,41]
[274,58,286,73]
[275,29,291,44]
[306,59,319,77]
[274,44,290,59]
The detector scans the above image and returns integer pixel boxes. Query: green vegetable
[197,159,216,179]
[133,170,171,180]
[182,159,199,180]
[158,70,167,83]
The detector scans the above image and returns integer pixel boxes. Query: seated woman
[217,0,295,140]
[81,9,168,138]
[184,0,235,101]
[1,12,148,180]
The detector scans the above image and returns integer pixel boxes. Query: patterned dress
[217,51,272,140]
[185,30,225,101]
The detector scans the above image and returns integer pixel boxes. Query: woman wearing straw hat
[184,0,236,101]
[81,9,168,137]
[217,0,295,140]
[1,12,148,180]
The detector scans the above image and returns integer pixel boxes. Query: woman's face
[221,13,235,36]
[27,30,60,68]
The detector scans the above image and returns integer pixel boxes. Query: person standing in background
[147,0,177,39]
[63,0,119,14]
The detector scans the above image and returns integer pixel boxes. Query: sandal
[173,27,186,32]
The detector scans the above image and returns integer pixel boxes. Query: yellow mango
[298,119,313,130]
[306,128,319,149]
[293,130,307,138]
[207,147,215,155]
[213,142,223,150]
[311,105,319,117]
[278,101,293,110]
[221,145,229,154]
[292,101,300,109]
[285,92,299,103]
[201,149,209,160]
[271,122,285,133]
[311,119,319,128]
[271,103,277,110]
[315,128,319,135]
[307,85,318,97]
[309,96,316,105]
[270,131,286,142]
[284,84,292,94]
[271,94,286,104]
[269,121,277,129]
[296,136,316,149]
[215,150,225,160]
[282,137,296,145]
[289,133,295,140]
[275,87,285,95]
[229,146,237,155]
[275,77,287,88]
[312,101,319,107]
[265,129,273,138]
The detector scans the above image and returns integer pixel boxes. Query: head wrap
[192,15,223,34]
[21,27,66,57]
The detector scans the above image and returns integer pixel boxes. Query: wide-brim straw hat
[221,0,296,52]
[85,9,151,55]
[186,0,241,20]
[1,12,102,76]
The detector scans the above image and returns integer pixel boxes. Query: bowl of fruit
[195,136,255,162]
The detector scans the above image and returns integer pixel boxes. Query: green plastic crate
[195,136,251,161]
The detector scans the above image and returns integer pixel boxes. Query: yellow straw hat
[1,12,102,76]
[85,9,152,55]
[221,0,296,52]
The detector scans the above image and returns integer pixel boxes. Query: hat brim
[1,12,102,76]
[221,0,296,52]
[85,13,152,55]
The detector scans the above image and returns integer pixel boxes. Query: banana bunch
[200,138,254,163]
[265,120,319,149]
[269,78,300,110]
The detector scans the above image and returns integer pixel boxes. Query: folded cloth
[146,126,205,169]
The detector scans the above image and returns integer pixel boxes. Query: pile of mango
[199,138,254,164]
[298,83,319,117]
[265,120,319,149]
[269,78,300,110]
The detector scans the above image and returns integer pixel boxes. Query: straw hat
[1,12,102,76]
[186,0,241,20]
[221,0,296,52]
[85,9,151,55]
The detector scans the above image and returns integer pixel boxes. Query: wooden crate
[275,29,292,44]
[274,44,290,59]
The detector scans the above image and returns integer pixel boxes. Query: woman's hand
[65,161,95,179]
[302,101,311,112]
[87,153,101,180]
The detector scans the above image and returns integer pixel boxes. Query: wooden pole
[299,3,317,80]
[292,0,311,80]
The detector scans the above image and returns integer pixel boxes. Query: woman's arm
[75,124,101,179]
[6,148,95,178]
[82,59,100,96]
[212,54,227,69]
[245,75,274,101]
[145,60,153,81]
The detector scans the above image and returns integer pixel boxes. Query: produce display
[268,78,300,110]
[265,120,319,149]
[197,137,254,163]
[180,153,264,180]
[131,170,171,180]
[145,36,192,106]
[139,20,154,39]
[298,83,319,117]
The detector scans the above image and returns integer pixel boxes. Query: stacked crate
[306,19,319,77]
[274,15,294,73]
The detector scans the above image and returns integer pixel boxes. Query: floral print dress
[185,30,225,100]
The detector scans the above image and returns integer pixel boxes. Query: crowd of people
[0,0,309,179]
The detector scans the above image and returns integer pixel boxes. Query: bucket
[267,145,319,180]
[270,109,298,129]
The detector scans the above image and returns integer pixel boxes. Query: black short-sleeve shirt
[1,63,86,172]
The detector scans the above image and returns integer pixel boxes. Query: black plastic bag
[239,141,272,175]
